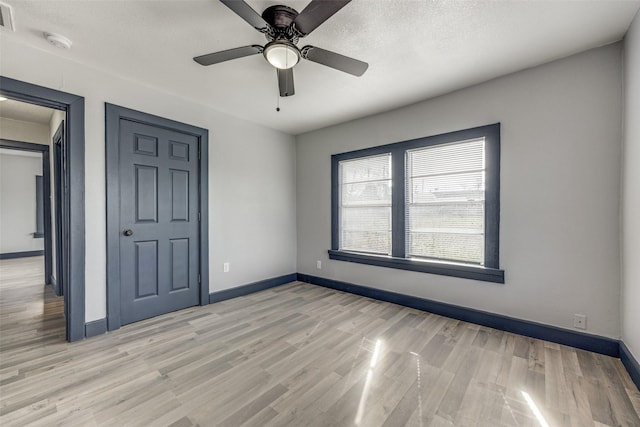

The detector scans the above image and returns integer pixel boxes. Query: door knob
[123,229,133,236]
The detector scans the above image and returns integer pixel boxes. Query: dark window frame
[330,123,504,283]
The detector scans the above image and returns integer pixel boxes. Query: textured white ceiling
[0,98,54,124]
[2,0,639,134]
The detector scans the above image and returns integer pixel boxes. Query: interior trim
[209,273,297,303]
[620,341,640,390]
[297,273,620,357]
[0,77,85,343]
[0,250,45,260]
[328,250,505,283]
[85,318,108,338]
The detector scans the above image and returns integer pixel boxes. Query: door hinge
[198,212,201,221]
[198,274,201,284]
[198,142,201,160]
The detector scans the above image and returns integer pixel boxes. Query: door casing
[50,122,66,298]
[105,103,209,331]
[0,76,85,342]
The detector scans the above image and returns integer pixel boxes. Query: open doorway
[0,99,65,341]
[0,76,85,342]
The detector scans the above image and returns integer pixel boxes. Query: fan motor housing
[262,5,298,28]
[262,5,300,42]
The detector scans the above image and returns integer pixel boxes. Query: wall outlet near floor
[223,262,230,273]
[574,314,587,330]
[316,260,322,269]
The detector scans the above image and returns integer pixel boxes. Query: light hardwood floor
[1,257,639,426]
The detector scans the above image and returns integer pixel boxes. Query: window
[339,154,392,255]
[330,124,503,283]
[406,139,485,264]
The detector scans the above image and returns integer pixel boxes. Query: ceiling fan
[194,0,368,97]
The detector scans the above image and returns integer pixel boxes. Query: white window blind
[339,153,392,255]
[406,138,485,264]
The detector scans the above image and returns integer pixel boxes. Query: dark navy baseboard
[85,318,108,338]
[297,273,620,357]
[620,341,640,390]
[0,250,45,260]
[209,273,297,304]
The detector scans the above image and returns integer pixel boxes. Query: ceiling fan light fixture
[264,41,300,69]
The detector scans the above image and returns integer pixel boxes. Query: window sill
[328,250,505,284]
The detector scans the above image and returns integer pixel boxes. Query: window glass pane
[406,139,485,264]
[409,139,484,176]
[339,154,392,255]
[341,182,391,206]
[341,154,391,183]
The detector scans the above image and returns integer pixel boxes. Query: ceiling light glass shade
[264,42,300,69]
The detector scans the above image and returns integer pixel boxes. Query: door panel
[135,240,159,298]
[170,238,189,291]
[135,165,158,222]
[170,169,189,221]
[119,119,199,325]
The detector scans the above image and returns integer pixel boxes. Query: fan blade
[194,45,263,66]
[293,0,351,36]
[301,46,368,76]
[277,68,295,97]
[220,0,273,32]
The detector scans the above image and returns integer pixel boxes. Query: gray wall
[622,11,640,360]
[0,117,49,255]
[0,117,49,144]
[1,37,297,322]
[297,43,623,339]
[0,150,44,254]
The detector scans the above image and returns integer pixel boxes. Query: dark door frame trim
[0,139,52,284]
[0,76,86,342]
[52,122,65,297]
[105,103,209,331]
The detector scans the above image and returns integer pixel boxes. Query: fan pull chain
[275,52,289,111]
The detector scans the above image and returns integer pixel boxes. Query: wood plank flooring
[1,256,639,426]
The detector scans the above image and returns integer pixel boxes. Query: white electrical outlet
[317,260,322,269]
[223,262,230,273]
[574,314,587,330]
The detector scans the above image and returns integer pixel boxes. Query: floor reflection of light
[370,339,382,368]
[521,391,550,427]
[354,339,383,425]
[410,352,424,427]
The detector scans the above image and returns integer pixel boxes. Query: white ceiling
[2,0,639,135]
[0,98,54,124]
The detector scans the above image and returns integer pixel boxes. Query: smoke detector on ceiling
[0,2,15,31]
[44,32,72,49]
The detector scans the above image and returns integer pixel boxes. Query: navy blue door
[119,120,200,325]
